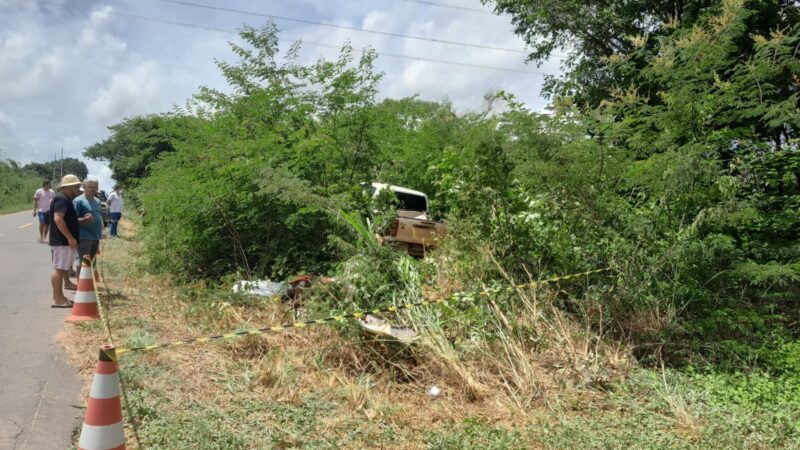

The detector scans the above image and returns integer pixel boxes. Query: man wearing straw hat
[48,174,82,308]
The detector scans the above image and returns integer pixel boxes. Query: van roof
[364,182,428,199]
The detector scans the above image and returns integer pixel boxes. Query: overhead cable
[156,0,530,55]
[394,0,496,15]
[95,10,555,75]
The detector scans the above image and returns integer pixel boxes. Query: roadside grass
[0,174,41,215]
[0,203,31,215]
[61,217,800,448]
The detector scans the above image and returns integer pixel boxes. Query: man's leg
[38,213,49,242]
[62,271,76,290]
[51,246,72,304]
[51,269,70,304]
[76,241,99,281]
[77,241,87,281]
[42,216,49,241]
[110,213,121,236]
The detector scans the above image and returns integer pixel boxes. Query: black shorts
[77,240,100,260]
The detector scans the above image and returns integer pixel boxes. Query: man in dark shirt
[49,174,82,307]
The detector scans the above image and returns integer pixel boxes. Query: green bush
[0,160,42,214]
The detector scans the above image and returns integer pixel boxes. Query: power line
[155,0,530,55]
[91,9,556,75]
[394,0,495,15]
[0,124,39,158]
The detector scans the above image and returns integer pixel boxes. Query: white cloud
[362,10,391,31]
[60,135,82,150]
[89,4,114,25]
[87,61,163,126]
[85,162,115,193]
[0,0,560,181]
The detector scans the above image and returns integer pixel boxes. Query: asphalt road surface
[0,210,81,449]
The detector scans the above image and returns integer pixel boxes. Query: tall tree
[484,0,798,106]
[84,115,195,190]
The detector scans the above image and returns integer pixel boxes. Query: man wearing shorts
[33,179,55,243]
[73,179,103,281]
[49,174,82,308]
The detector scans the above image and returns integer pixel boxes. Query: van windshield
[395,192,427,211]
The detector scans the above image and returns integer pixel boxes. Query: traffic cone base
[67,255,99,322]
[78,423,125,450]
[78,345,126,450]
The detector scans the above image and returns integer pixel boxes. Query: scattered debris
[232,276,337,300]
[232,280,287,297]
[358,314,419,343]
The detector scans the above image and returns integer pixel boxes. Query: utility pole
[60,147,63,179]
[52,151,56,181]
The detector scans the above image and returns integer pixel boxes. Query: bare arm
[33,197,38,216]
[53,212,78,249]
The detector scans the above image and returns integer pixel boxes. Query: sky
[0,0,564,191]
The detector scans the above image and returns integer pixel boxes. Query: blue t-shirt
[73,194,103,240]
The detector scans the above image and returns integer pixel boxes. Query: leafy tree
[137,24,386,278]
[483,0,799,106]
[23,157,88,180]
[84,115,196,190]
[491,0,800,362]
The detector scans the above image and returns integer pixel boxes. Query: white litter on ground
[358,314,419,343]
[232,280,287,297]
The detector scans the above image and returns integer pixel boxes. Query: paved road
[0,210,81,449]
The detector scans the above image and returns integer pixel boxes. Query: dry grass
[61,217,636,448]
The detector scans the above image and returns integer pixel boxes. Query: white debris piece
[232,280,287,297]
[358,314,419,343]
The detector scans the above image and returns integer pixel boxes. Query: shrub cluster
[86,1,800,367]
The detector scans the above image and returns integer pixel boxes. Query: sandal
[64,284,78,290]
[51,301,74,308]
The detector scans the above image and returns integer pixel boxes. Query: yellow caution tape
[110,268,612,358]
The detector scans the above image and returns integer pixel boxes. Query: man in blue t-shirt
[73,179,105,281]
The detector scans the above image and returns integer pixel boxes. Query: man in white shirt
[106,185,124,237]
[33,179,55,243]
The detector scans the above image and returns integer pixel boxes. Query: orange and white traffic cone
[78,344,126,450]
[66,255,100,322]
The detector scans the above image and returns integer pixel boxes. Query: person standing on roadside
[49,174,82,308]
[33,179,55,243]
[107,185,123,237]
[73,179,103,280]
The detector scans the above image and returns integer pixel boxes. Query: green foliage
[84,115,195,193]
[135,24,392,279]
[88,2,798,369]
[22,157,88,181]
[474,0,800,365]
[77,4,800,449]
[485,0,799,107]
[426,418,524,449]
[0,159,43,213]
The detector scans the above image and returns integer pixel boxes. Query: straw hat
[59,174,82,188]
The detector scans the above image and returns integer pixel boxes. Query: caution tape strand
[93,244,147,450]
[110,267,612,358]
